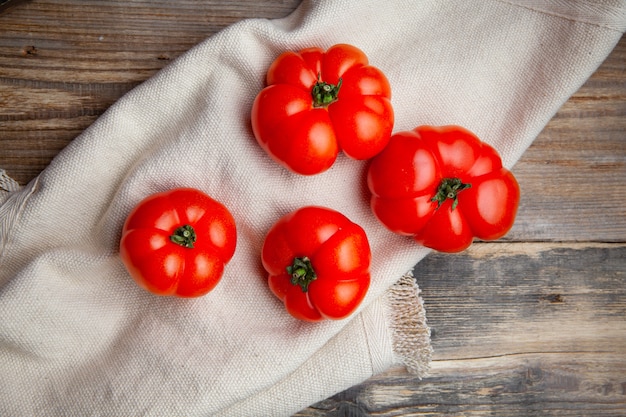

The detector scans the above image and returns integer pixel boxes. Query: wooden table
[1,1,624,415]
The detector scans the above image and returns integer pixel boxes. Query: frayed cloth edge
[0,169,21,195]
[384,272,433,378]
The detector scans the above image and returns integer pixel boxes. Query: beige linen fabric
[1,0,624,415]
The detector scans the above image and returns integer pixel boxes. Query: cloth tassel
[386,272,433,377]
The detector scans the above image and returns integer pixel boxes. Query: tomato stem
[287,256,317,292]
[170,224,197,248]
[432,178,472,210]
[311,73,342,108]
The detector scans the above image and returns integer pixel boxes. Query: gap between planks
[463,241,626,258]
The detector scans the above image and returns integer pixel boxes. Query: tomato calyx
[286,256,317,292]
[311,73,342,108]
[432,178,472,210]
[170,224,197,248]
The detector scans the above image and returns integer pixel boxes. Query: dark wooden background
[1,1,624,415]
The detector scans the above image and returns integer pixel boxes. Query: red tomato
[251,43,394,175]
[367,125,520,253]
[119,188,237,297]
[261,206,371,321]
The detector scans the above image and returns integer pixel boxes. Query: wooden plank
[307,353,626,416]
[417,243,625,359]
[296,242,626,416]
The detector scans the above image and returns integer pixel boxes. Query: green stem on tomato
[432,178,472,210]
[287,256,317,292]
[170,225,197,248]
[311,73,342,108]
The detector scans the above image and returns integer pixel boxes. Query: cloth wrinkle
[493,0,626,31]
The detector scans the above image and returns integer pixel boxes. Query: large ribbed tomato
[261,206,371,321]
[251,43,394,175]
[367,125,520,253]
[119,188,237,297]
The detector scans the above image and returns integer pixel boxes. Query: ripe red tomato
[251,43,394,175]
[367,125,520,253]
[119,188,237,297]
[261,206,371,321]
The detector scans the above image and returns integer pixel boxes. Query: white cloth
[1,0,624,415]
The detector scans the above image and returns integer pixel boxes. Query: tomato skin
[251,44,394,175]
[367,125,520,253]
[262,206,371,321]
[119,188,237,297]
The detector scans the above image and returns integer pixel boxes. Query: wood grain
[0,0,303,185]
[507,38,626,243]
[296,243,626,416]
[0,1,624,416]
